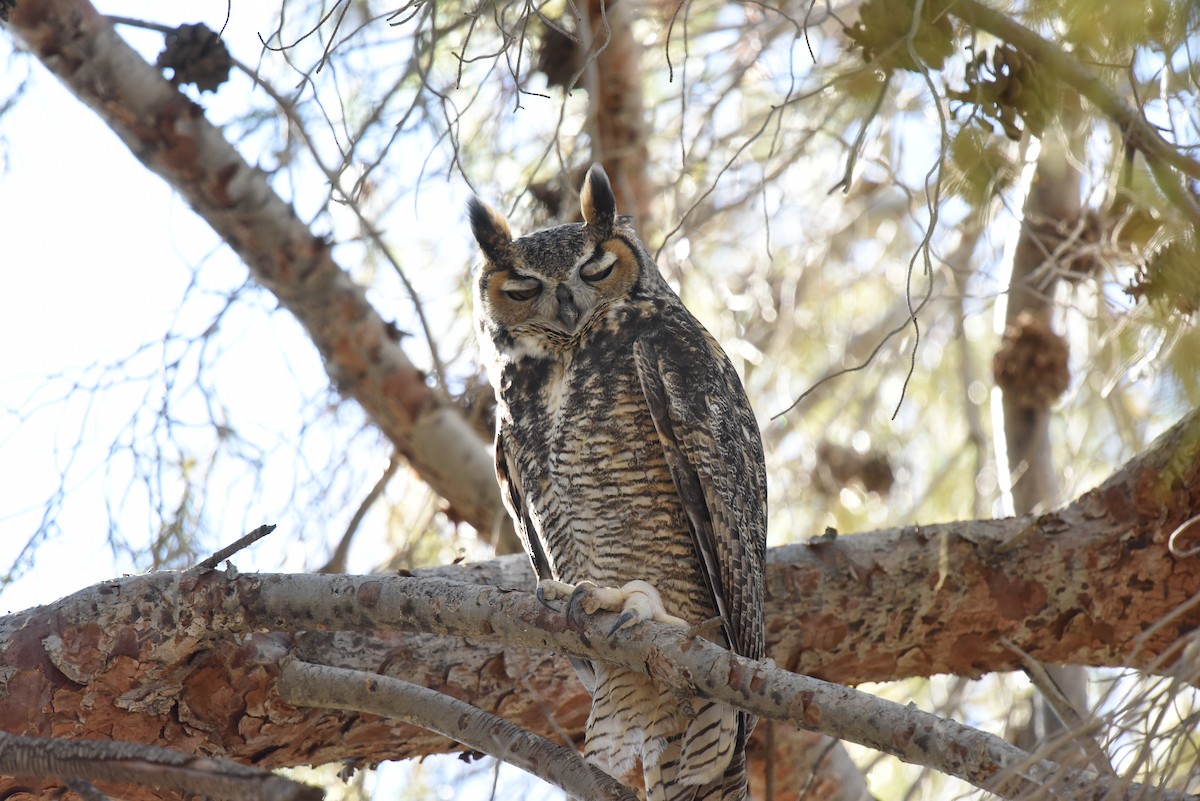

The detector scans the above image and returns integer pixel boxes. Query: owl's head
[469,165,660,355]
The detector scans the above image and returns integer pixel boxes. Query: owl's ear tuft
[580,164,616,233]
[468,197,513,262]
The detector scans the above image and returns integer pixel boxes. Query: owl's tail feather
[585,666,748,801]
[643,703,748,801]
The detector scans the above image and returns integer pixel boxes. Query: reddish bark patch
[799,612,849,652]
[181,665,245,734]
[357,580,382,609]
[985,570,1047,620]
[0,671,54,736]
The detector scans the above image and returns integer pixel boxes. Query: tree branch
[196,524,279,572]
[279,660,638,801]
[0,407,1197,798]
[0,732,320,801]
[2,0,520,552]
[949,0,1200,227]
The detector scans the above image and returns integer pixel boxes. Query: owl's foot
[537,578,688,636]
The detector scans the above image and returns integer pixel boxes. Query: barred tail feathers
[585,664,747,801]
[648,701,745,801]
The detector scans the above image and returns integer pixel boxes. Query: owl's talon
[609,611,637,637]
[535,585,556,611]
[563,579,691,635]
[540,578,689,632]
[535,578,577,605]
[566,582,598,629]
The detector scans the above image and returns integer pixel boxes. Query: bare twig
[1002,638,1116,777]
[317,452,402,574]
[195,524,278,571]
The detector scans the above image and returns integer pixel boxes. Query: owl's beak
[556,285,579,331]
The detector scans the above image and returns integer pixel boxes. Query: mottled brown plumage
[470,165,766,801]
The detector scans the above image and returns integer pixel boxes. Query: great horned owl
[469,165,767,801]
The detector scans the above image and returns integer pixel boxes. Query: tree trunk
[580,0,653,226]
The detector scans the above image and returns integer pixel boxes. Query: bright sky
[0,2,453,614]
[0,31,314,612]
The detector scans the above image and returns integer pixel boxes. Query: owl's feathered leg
[536,579,688,634]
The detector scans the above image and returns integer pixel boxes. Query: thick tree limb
[254,575,1192,801]
[2,0,519,553]
[4,567,1194,801]
[0,408,1197,800]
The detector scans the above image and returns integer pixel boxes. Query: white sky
[0,61,305,610]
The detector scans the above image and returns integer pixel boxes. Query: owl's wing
[634,315,768,661]
[495,429,553,582]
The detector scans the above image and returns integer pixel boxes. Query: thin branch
[279,660,639,801]
[1002,638,1116,778]
[829,70,891,194]
[195,524,278,571]
[317,452,401,574]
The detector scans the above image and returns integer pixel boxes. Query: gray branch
[279,660,638,801]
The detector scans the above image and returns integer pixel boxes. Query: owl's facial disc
[476,225,643,349]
